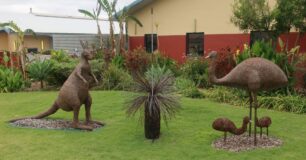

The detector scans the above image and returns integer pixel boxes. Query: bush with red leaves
[123,47,151,75]
[215,47,236,78]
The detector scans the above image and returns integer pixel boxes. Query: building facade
[127,0,306,63]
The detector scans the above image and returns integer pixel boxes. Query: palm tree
[115,7,143,54]
[0,21,35,78]
[98,0,117,55]
[78,1,104,48]
[126,65,181,139]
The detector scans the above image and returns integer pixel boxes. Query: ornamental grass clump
[126,65,180,139]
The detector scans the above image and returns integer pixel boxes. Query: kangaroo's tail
[8,102,59,123]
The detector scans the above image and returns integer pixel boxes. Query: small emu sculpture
[255,116,272,137]
[212,116,250,142]
[9,41,103,131]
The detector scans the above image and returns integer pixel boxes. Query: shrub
[27,60,54,88]
[204,86,247,106]
[0,67,24,92]
[47,59,78,86]
[175,77,204,98]
[97,64,133,91]
[112,54,125,69]
[153,51,181,76]
[215,47,236,78]
[50,49,70,62]
[123,47,150,75]
[181,57,210,88]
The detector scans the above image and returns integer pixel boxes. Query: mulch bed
[10,119,103,130]
[212,134,282,152]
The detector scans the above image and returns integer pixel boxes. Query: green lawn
[0,91,305,160]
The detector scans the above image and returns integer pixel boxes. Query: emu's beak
[204,55,210,59]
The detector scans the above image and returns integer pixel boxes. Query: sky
[0,0,135,34]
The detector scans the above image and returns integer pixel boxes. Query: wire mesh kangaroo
[9,41,104,131]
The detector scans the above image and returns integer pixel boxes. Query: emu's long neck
[233,120,248,135]
[208,58,225,85]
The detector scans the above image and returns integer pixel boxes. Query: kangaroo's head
[80,40,95,60]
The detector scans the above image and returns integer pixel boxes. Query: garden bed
[11,118,103,130]
[212,134,283,152]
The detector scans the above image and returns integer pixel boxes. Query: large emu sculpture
[9,41,103,131]
[206,51,287,145]
[212,116,250,142]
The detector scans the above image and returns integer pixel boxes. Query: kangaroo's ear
[80,40,85,49]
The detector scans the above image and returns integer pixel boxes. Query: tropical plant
[152,51,180,76]
[126,65,180,139]
[0,67,24,92]
[175,77,204,98]
[181,57,210,88]
[50,49,70,62]
[98,0,117,54]
[0,21,36,78]
[111,54,125,69]
[78,2,104,48]
[231,0,276,32]
[27,60,54,89]
[123,47,150,75]
[98,64,133,90]
[115,7,143,54]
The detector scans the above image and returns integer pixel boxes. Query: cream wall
[6,34,52,52]
[128,0,276,36]
[0,32,8,50]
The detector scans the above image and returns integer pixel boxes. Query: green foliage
[50,50,70,62]
[0,67,24,92]
[175,77,204,98]
[204,86,306,114]
[231,0,275,32]
[126,65,180,128]
[181,58,210,88]
[111,54,124,69]
[27,60,54,82]
[274,0,306,34]
[153,52,180,76]
[123,47,150,75]
[47,59,78,86]
[97,64,133,90]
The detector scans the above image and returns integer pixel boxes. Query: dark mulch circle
[10,119,103,130]
[212,134,282,152]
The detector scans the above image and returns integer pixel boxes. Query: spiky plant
[27,60,53,89]
[126,65,180,139]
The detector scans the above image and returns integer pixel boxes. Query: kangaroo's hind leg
[71,105,93,131]
[84,94,105,126]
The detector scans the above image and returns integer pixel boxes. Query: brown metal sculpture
[9,41,104,131]
[255,116,272,137]
[212,116,250,142]
[206,51,288,145]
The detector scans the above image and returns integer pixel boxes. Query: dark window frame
[144,34,157,53]
[186,32,204,56]
[27,48,38,54]
[250,31,276,47]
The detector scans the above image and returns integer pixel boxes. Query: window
[250,31,276,47]
[27,48,38,54]
[186,32,204,56]
[144,34,157,53]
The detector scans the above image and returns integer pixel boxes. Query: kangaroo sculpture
[9,41,103,131]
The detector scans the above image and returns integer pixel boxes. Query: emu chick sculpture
[256,116,272,137]
[212,116,250,142]
[9,41,103,131]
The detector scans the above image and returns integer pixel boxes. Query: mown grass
[0,91,305,160]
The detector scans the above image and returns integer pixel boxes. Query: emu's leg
[248,91,253,137]
[254,92,258,146]
[224,132,227,143]
[84,95,104,126]
[72,106,93,131]
[267,127,269,137]
[260,127,262,138]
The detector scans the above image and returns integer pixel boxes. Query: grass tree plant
[126,65,180,139]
